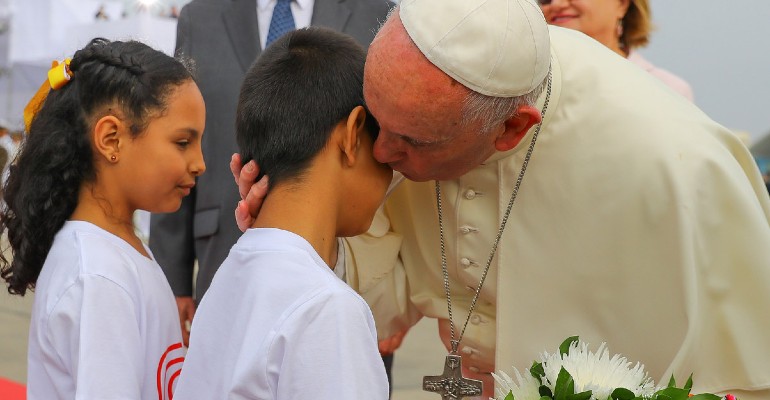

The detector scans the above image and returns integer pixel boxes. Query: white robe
[344,26,770,398]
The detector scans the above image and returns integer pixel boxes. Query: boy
[174,28,392,399]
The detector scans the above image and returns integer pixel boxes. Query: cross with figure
[423,354,483,399]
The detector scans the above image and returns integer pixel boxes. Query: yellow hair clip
[23,58,73,133]
[47,58,72,90]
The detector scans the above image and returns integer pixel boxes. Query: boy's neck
[251,181,339,268]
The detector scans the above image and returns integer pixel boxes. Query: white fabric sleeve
[268,289,389,400]
[47,274,143,399]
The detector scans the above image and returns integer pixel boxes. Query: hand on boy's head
[230,153,269,232]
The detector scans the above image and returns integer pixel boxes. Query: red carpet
[0,377,25,400]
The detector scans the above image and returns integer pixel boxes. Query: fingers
[230,153,243,185]
[175,296,196,347]
[378,328,408,355]
[378,337,398,355]
[181,323,191,347]
[234,175,268,232]
[235,201,254,232]
[245,175,268,216]
[237,160,260,201]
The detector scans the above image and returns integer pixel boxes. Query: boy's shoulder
[210,229,369,320]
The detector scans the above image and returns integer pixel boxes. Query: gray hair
[461,76,548,134]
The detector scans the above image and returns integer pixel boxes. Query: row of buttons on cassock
[460,188,487,327]
[460,188,482,272]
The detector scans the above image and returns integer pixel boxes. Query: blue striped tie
[265,0,296,47]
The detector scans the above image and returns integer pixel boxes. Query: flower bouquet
[493,336,736,400]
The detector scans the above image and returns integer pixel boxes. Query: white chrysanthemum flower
[493,368,541,400]
[539,341,655,400]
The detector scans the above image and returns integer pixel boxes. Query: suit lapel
[223,0,261,72]
[311,0,351,32]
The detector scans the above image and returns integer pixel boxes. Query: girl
[0,38,205,399]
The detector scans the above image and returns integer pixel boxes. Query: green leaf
[554,367,576,400]
[531,361,545,379]
[611,388,635,400]
[566,390,592,400]
[504,391,515,400]
[539,385,553,398]
[559,336,579,357]
[688,395,721,400]
[540,397,552,400]
[683,374,693,391]
[654,387,690,400]
[666,375,676,388]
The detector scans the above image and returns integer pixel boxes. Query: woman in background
[540,0,694,101]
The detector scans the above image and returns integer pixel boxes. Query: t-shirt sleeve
[46,274,143,399]
[267,289,389,400]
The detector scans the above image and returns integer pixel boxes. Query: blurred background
[0,0,767,168]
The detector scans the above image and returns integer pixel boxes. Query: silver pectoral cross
[423,354,483,399]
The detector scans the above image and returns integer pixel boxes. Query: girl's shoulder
[42,221,158,291]
[35,221,165,315]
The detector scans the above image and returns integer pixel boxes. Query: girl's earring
[110,154,117,162]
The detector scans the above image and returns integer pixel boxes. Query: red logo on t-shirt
[156,342,185,400]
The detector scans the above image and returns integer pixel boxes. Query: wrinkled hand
[230,154,269,232]
[378,328,409,356]
[175,296,196,347]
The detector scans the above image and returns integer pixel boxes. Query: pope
[233,0,770,398]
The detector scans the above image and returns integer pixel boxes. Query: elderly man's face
[363,18,500,182]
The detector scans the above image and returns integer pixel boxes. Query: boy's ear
[340,105,367,167]
[92,114,125,162]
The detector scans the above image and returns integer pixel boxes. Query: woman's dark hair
[236,26,379,187]
[0,38,193,295]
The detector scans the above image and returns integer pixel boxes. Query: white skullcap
[399,0,550,97]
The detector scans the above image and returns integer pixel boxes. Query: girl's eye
[176,140,190,148]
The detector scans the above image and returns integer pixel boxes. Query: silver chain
[436,70,553,354]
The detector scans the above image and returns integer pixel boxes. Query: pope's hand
[175,296,196,347]
[379,328,409,355]
[230,153,269,232]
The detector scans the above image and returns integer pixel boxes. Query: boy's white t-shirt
[27,221,185,400]
[175,228,389,400]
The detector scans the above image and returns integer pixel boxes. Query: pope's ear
[92,115,124,161]
[494,105,541,152]
[340,106,367,166]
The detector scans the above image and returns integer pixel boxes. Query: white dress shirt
[257,0,315,49]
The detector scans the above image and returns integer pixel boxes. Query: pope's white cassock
[343,25,770,399]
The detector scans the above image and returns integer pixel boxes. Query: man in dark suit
[150,0,391,342]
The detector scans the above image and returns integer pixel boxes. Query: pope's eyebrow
[398,132,452,146]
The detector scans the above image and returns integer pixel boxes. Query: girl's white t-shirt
[27,221,184,400]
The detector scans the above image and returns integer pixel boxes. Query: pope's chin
[398,167,470,183]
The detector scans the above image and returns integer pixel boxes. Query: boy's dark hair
[1,38,193,295]
[236,27,378,187]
